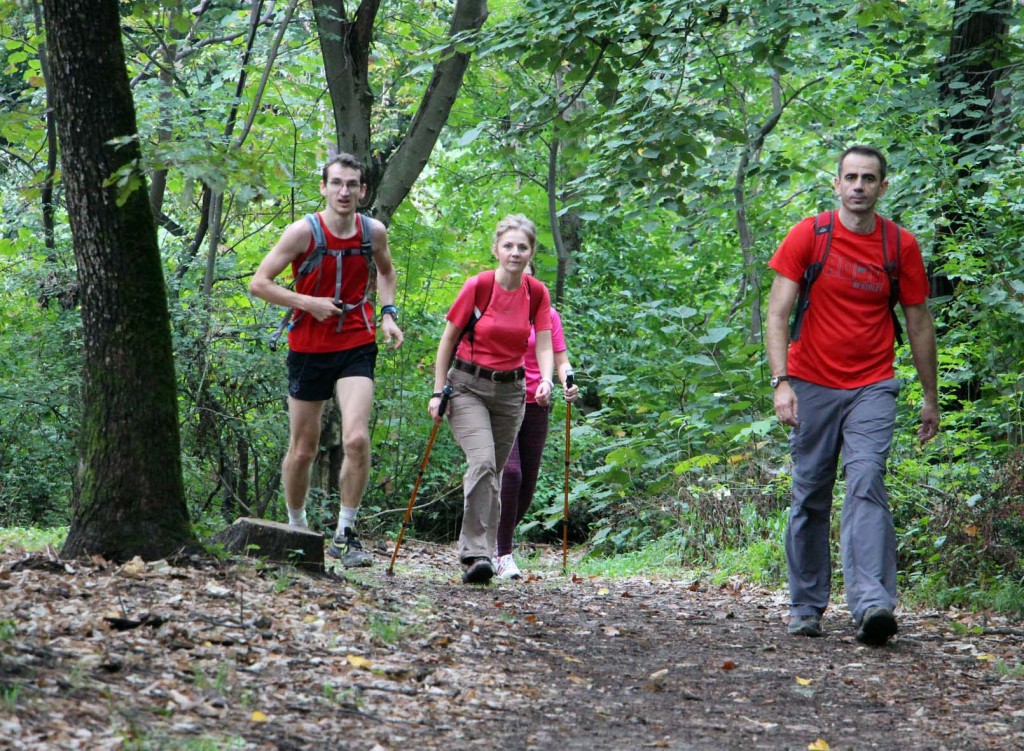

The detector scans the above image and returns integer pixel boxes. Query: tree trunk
[312,0,378,166]
[373,0,489,224]
[932,0,1013,302]
[42,0,199,561]
[313,0,489,223]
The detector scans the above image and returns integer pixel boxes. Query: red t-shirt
[447,273,552,371]
[287,213,375,353]
[769,213,929,389]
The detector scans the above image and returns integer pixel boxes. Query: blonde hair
[493,214,537,250]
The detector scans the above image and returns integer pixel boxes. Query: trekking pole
[387,384,452,576]
[562,370,574,574]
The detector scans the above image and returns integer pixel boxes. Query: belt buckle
[489,369,502,382]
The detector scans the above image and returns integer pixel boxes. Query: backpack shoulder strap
[525,275,544,325]
[296,213,327,277]
[789,211,835,342]
[880,216,904,346]
[356,213,374,255]
[472,270,496,323]
[446,271,495,366]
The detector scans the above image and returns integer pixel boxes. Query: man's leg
[840,378,899,634]
[786,380,844,627]
[283,397,327,528]
[335,375,374,519]
[327,375,375,566]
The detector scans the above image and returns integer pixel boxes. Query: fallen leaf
[808,740,830,750]
[251,711,268,723]
[645,668,669,691]
[120,557,146,578]
[721,660,736,671]
[347,654,372,669]
[597,587,610,596]
[796,676,812,686]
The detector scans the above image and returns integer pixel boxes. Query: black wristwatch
[380,304,398,321]
[770,375,791,389]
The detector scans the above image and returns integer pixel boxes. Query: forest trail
[1,541,1022,750]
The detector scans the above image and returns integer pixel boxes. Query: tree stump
[209,517,324,572]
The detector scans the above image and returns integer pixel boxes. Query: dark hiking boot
[787,615,824,637]
[462,557,495,585]
[856,606,898,646]
[326,527,373,568]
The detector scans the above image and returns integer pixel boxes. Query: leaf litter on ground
[0,540,1022,750]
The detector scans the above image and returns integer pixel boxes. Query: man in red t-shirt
[250,153,404,567]
[766,145,939,645]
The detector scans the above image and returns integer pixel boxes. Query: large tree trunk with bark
[313,0,488,223]
[42,0,199,561]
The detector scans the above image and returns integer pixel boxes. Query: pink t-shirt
[447,273,552,371]
[524,308,566,403]
[769,213,929,389]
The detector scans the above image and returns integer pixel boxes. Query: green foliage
[0,0,1021,611]
[0,526,67,551]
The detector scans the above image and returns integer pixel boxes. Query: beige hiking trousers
[445,367,526,563]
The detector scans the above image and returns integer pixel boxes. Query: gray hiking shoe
[788,615,824,637]
[326,527,373,567]
[856,606,898,646]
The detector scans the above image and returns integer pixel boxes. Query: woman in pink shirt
[495,264,579,579]
[429,215,554,584]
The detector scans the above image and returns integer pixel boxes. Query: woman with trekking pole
[494,262,580,580]
[428,214,555,585]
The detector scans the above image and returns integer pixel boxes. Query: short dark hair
[321,153,367,184]
[838,145,887,181]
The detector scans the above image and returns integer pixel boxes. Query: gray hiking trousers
[785,377,900,624]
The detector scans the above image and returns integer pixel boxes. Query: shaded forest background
[1,0,1022,610]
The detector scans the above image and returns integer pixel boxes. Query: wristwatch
[379,304,398,321]
[770,375,791,389]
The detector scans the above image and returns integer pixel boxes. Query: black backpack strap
[881,217,904,346]
[790,210,834,342]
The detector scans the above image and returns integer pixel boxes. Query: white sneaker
[494,553,522,580]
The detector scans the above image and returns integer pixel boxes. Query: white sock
[287,505,308,529]
[337,506,358,537]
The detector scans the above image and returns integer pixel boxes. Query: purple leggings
[497,402,550,556]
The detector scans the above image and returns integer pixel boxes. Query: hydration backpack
[790,210,903,346]
[268,213,374,351]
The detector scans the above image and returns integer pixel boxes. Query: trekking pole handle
[564,370,575,393]
[438,383,453,418]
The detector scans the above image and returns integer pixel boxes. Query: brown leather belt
[453,358,525,383]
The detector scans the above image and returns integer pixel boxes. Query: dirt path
[1,541,1022,750]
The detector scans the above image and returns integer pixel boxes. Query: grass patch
[905,572,1024,618]
[0,526,67,552]
[574,538,689,578]
[711,537,786,587]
